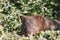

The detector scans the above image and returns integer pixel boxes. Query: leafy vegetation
[0,0,60,40]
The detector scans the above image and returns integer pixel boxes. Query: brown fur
[20,15,60,36]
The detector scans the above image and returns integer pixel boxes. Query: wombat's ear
[20,16,24,20]
[20,15,28,20]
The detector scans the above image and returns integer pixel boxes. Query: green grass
[0,30,60,40]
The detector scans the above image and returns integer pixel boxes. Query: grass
[0,30,60,40]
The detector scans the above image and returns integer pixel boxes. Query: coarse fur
[20,15,60,36]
